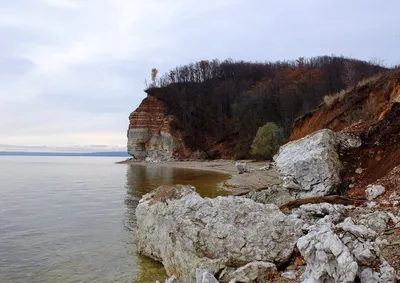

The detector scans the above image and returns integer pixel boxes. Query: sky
[0,0,399,152]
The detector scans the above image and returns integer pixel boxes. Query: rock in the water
[241,185,294,207]
[365,185,385,200]
[136,185,302,282]
[274,129,344,197]
[223,261,276,283]
[196,270,219,283]
[235,161,249,174]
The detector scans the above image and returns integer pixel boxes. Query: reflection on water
[124,164,229,282]
[0,157,229,283]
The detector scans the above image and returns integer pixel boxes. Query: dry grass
[323,89,346,107]
[323,73,385,108]
[356,73,383,88]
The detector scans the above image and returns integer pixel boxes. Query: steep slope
[289,69,400,198]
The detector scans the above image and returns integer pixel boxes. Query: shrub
[250,122,284,160]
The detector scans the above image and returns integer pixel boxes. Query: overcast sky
[0,0,399,152]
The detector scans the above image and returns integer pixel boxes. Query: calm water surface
[0,156,229,283]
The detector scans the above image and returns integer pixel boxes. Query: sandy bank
[118,159,281,194]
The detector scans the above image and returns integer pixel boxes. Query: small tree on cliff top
[250,122,284,160]
[151,68,158,87]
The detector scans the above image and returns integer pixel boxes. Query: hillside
[288,68,400,199]
[127,56,386,161]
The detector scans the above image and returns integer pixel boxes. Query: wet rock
[241,185,294,207]
[365,185,385,200]
[223,262,276,283]
[274,129,344,197]
[136,185,302,282]
[235,161,249,174]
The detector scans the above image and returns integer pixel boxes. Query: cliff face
[289,71,400,141]
[127,95,195,161]
[127,57,387,160]
[289,69,400,198]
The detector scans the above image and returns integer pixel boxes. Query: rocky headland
[132,128,400,282]
[127,64,400,282]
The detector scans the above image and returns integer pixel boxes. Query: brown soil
[341,103,400,198]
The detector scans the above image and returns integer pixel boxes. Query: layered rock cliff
[127,95,191,161]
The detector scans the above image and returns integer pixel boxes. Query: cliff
[289,70,400,141]
[127,95,194,161]
[127,56,387,161]
[289,69,400,198]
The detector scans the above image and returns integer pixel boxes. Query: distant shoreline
[0,151,130,157]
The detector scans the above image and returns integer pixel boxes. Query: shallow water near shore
[0,156,229,283]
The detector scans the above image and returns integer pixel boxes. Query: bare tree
[341,60,357,89]
[151,68,158,87]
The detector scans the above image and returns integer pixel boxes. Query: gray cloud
[0,0,399,150]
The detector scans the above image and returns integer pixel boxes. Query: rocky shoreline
[117,159,281,195]
[129,129,399,282]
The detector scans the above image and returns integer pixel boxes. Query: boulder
[281,271,296,280]
[136,185,302,282]
[365,185,385,200]
[289,203,353,230]
[235,161,249,174]
[196,270,219,283]
[274,129,344,197]
[241,185,294,207]
[298,215,395,283]
[297,221,359,283]
[358,211,390,233]
[335,132,362,150]
[224,262,276,283]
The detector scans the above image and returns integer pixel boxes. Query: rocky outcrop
[274,129,360,198]
[293,205,395,283]
[365,185,385,201]
[241,185,293,207]
[136,185,302,282]
[127,95,192,161]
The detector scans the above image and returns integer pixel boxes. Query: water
[0,156,229,283]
